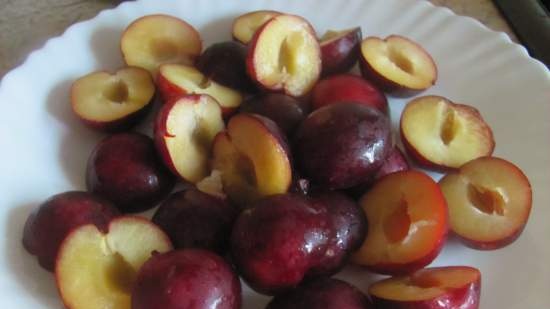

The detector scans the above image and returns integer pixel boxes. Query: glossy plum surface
[86,132,175,213]
[349,146,410,198]
[294,103,392,189]
[197,41,257,93]
[132,249,242,309]
[22,191,119,271]
[307,192,367,276]
[320,27,362,76]
[239,93,306,134]
[312,74,388,113]
[266,278,373,309]
[152,189,237,255]
[231,192,366,295]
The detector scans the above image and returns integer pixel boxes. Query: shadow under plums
[199,14,238,45]
[90,25,125,69]
[5,203,61,307]
[45,78,103,190]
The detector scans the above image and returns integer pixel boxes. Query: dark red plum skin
[321,27,362,76]
[230,192,366,295]
[348,146,410,198]
[239,93,306,134]
[197,41,257,93]
[86,132,175,213]
[152,189,237,255]
[294,103,392,190]
[374,146,410,180]
[306,192,367,276]
[312,74,388,114]
[22,191,119,271]
[131,249,242,309]
[266,278,374,309]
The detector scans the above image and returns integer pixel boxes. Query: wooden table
[0,0,516,77]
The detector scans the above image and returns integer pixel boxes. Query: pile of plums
[22,9,532,309]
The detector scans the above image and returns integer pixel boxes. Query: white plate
[1,0,549,307]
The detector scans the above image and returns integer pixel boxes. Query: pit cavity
[388,48,414,74]
[197,76,212,89]
[468,184,506,216]
[192,120,211,155]
[384,198,411,243]
[278,33,304,75]
[104,253,136,294]
[410,272,442,289]
[103,80,128,103]
[237,155,257,186]
[151,38,179,61]
[440,107,459,146]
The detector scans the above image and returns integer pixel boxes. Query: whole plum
[266,278,373,309]
[294,103,392,189]
[230,192,366,295]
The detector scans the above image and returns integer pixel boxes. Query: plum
[307,192,367,276]
[22,191,119,271]
[239,93,306,134]
[197,41,257,93]
[348,146,410,198]
[231,192,366,295]
[152,189,237,254]
[294,103,392,189]
[86,132,175,213]
[266,278,373,309]
[311,74,388,114]
[132,249,242,309]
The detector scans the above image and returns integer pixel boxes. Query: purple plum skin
[266,278,374,309]
[131,249,242,309]
[230,192,366,295]
[348,146,410,198]
[197,41,257,93]
[294,102,392,190]
[22,191,119,271]
[239,93,306,134]
[152,189,237,255]
[86,132,175,213]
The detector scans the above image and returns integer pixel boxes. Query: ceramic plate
[1,0,549,307]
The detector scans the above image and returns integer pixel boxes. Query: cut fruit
[247,14,321,97]
[369,266,481,309]
[157,64,243,116]
[55,216,173,309]
[121,14,201,76]
[400,95,494,170]
[352,170,448,275]
[232,10,282,44]
[155,94,225,183]
[439,156,532,250]
[360,35,437,95]
[196,170,226,199]
[22,191,119,271]
[212,114,292,207]
[71,67,155,131]
[320,27,362,76]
